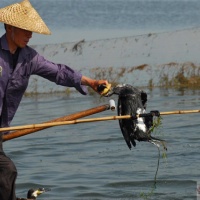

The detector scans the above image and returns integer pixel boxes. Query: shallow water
[3,88,200,200]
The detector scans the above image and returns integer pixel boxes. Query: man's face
[10,26,32,48]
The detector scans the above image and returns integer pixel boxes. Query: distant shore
[26,27,200,94]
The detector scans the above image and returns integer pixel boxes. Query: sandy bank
[27,28,200,94]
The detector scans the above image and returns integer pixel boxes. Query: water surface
[3,88,200,199]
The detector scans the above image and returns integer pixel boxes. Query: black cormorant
[17,187,50,200]
[105,84,166,150]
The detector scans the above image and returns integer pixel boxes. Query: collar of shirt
[0,34,9,51]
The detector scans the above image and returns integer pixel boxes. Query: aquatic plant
[22,61,200,96]
[159,63,200,89]
[140,116,167,200]
[91,62,200,92]
[139,145,160,200]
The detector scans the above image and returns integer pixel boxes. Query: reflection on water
[3,88,200,200]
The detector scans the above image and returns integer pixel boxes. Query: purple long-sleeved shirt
[0,34,87,128]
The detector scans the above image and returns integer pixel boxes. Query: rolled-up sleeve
[31,52,88,95]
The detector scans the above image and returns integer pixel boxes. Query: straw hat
[0,0,51,35]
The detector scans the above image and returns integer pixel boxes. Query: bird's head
[103,84,126,97]
[27,188,50,199]
[104,84,147,105]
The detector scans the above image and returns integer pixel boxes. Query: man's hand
[81,76,111,95]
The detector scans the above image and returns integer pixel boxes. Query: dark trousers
[0,135,17,200]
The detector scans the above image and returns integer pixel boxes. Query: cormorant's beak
[103,88,114,97]
[35,188,50,196]
[97,83,112,96]
[33,188,45,197]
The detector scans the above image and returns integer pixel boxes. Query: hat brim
[0,0,51,35]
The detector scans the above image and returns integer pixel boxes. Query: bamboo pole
[1,109,199,134]
[2,104,110,142]
[1,115,130,132]
[160,109,200,115]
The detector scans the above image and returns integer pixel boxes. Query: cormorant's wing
[117,97,136,149]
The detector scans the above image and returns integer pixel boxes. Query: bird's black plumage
[106,84,165,150]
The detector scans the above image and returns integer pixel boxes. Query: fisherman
[0,0,110,200]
